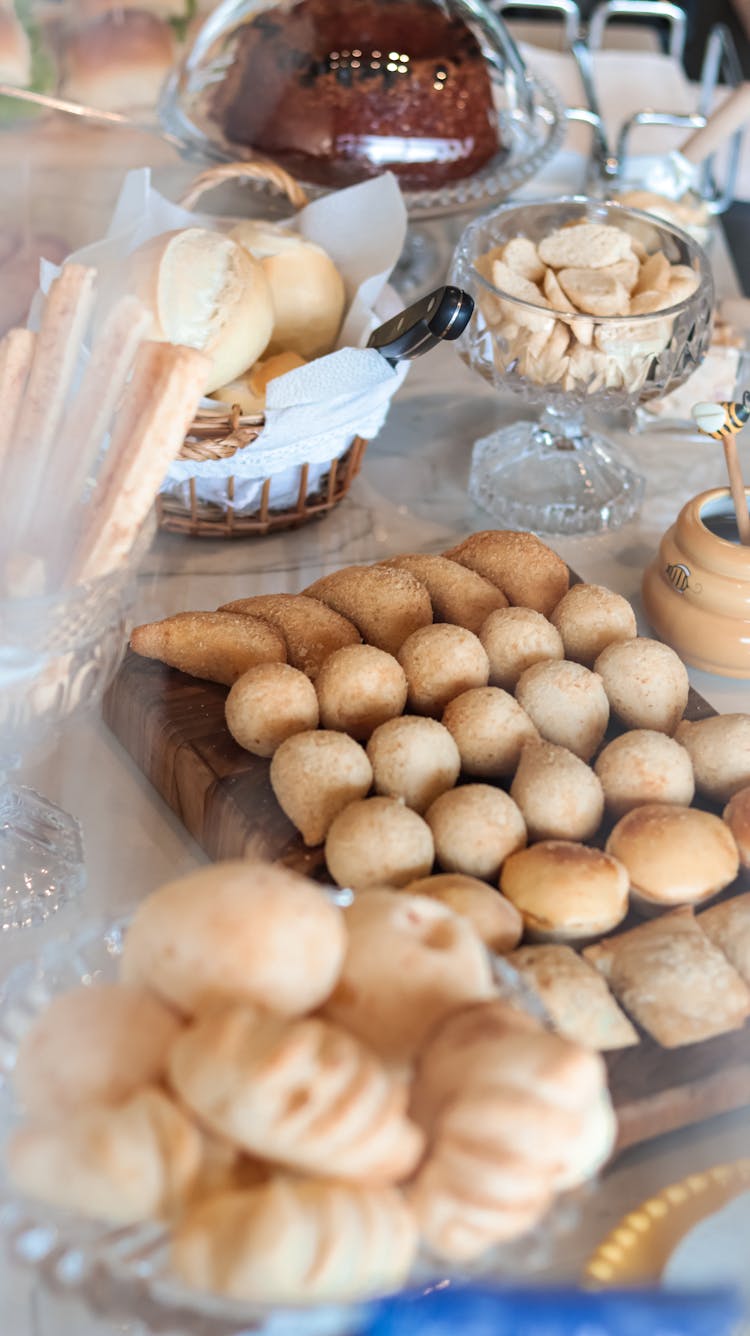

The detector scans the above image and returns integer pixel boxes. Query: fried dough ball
[594,730,695,818]
[442,687,539,779]
[426,785,527,881]
[515,660,609,762]
[380,553,507,633]
[366,716,460,814]
[479,606,564,691]
[315,644,407,740]
[219,593,359,679]
[500,842,629,942]
[445,530,569,616]
[674,714,750,804]
[724,786,750,873]
[325,797,434,890]
[550,583,637,667]
[225,663,319,757]
[510,739,604,842]
[606,804,740,911]
[130,611,286,686]
[270,730,373,846]
[397,624,489,716]
[594,638,689,734]
[303,566,432,656]
[403,874,523,952]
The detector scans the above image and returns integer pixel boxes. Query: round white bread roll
[499,841,629,942]
[605,803,740,911]
[61,12,176,114]
[231,221,346,360]
[124,227,274,393]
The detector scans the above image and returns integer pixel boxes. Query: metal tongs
[367,287,475,367]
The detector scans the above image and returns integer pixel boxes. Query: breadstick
[0,327,35,476]
[72,342,209,583]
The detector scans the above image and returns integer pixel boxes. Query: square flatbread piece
[510,944,638,1051]
[699,892,750,985]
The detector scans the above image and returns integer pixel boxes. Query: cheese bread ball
[510,739,604,842]
[366,716,460,813]
[479,606,564,691]
[442,687,539,779]
[674,714,750,804]
[594,638,689,735]
[315,644,407,740]
[303,566,432,656]
[445,530,569,616]
[606,803,740,912]
[594,730,695,818]
[500,842,629,942]
[515,660,609,762]
[225,662,319,757]
[550,583,637,667]
[403,873,523,953]
[381,553,507,633]
[397,624,489,716]
[270,730,373,846]
[325,797,434,890]
[426,785,527,881]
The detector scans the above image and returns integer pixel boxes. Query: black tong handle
[367,286,474,366]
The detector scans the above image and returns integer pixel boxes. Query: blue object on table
[364,1285,744,1336]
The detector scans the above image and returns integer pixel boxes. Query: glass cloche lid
[160,0,565,218]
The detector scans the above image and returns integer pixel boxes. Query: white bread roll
[210,351,306,415]
[123,228,274,394]
[61,12,176,114]
[231,221,346,360]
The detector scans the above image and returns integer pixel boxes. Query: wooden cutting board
[103,650,750,1154]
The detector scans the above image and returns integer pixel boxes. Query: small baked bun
[445,530,569,616]
[219,592,359,679]
[500,841,629,942]
[366,716,460,813]
[172,1177,418,1304]
[270,730,373,846]
[479,606,564,691]
[315,644,407,740]
[7,1088,202,1224]
[381,553,507,633]
[397,624,489,716]
[724,787,750,874]
[210,351,308,416]
[323,890,496,1067]
[509,945,638,1050]
[230,222,346,359]
[550,583,637,666]
[225,662,319,757]
[605,803,740,911]
[325,797,434,889]
[14,985,182,1119]
[515,660,609,762]
[130,611,286,686]
[426,785,526,881]
[674,715,750,804]
[121,860,346,1017]
[304,566,432,656]
[403,874,523,953]
[594,638,689,734]
[61,13,176,114]
[510,739,604,842]
[595,730,695,818]
[442,687,538,779]
[122,228,274,393]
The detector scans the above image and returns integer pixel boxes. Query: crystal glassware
[450,197,715,536]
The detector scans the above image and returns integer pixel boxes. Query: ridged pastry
[397,624,489,716]
[426,784,527,881]
[605,803,739,911]
[594,730,695,818]
[380,553,507,633]
[303,566,432,656]
[366,716,460,814]
[270,729,373,846]
[445,531,569,617]
[510,739,604,842]
[509,945,638,1050]
[171,1177,418,1303]
[442,686,538,779]
[550,583,637,667]
[594,638,689,734]
[129,610,286,686]
[699,891,750,982]
[325,796,434,890]
[403,873,523,953]
[479,606,564,691]
[315,644,407,740]
[674,715,750,804]
[220,593,360,679]
[515,660,609,762]
[225,662,319,757]
[168,1004,424,1183]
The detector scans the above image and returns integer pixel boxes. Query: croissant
[172,1176,418,1303]
[167,1004,424,1184]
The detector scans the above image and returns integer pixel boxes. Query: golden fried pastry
[121,861,346,1017]
[500,841,629,942]
[219,593,360,679]
[403,874,523,952]
[445,530,569,616]
[442,687,538,778]
[674,715,750,804]
[549,583,637,667]
[381,553,507,633]
[303,566,432,656]
[724,787,750,874]
[7,1088,202,1224]
[172,1177,418,1304]
[225,662,319,757]
[323,890,496,1068]
[515,660,609,761]
[605,803,739,911]
[584,907,750,1047]
[14,985,182,1119]
[169,1004,423,1182]
[508,945,638,1050]
[270,730,373,846]
[366,716,460,813]
[425,785,527,881]
[594,638,689,734]
[594,730,695,817]
[699,891,750,982]
[479,606,564,690]
[315,644,407,740]
[510,739,604,842]
[130,611,286,686]
[325,797,434,889]
[397,624,489,716]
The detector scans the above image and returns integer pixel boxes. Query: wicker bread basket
[156,161,369,539]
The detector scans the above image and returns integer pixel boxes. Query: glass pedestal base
[0,784,85,930]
